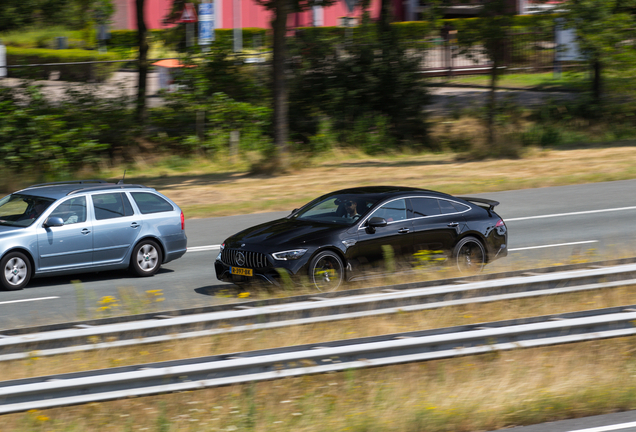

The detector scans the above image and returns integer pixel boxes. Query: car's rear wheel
[130,240,163,276]
[1,252,31,291]
[309,251,344,292]
[453,237,486,274]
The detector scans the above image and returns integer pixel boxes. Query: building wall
[112,0,389,30]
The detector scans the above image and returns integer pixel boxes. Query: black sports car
[215,186,507,291]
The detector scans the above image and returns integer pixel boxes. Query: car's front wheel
[308,250,344,292]
[453,236,486,274]
[130,240,163,276]
[1,252,32,291]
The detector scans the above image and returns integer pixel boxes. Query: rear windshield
[0,194,55,227]
[130,192,174,214]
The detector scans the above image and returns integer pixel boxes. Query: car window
[93,193,128,220]
[49,196,87,225]
[0,194,54,227]
[438,200,456,214]
[409,198,441,218]
[370,199,407,223]
[295,195,378,225]
[130,192,174,214]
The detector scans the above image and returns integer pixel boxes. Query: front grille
[221,248,269,268]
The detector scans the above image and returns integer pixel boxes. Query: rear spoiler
[457,197,500,212]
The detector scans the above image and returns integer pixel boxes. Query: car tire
[453,236,486,274]
[130,240,163,277]
[1,252,32,291]
[308,250,344,292]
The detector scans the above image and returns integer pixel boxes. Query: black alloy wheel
[309,250,344,292]
[1,252,32,291]
[130,240,163,276]
[453,237,486,274]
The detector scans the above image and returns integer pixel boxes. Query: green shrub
[6,46,122,82]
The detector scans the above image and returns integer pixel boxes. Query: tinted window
[409,198,441,218]
[49,196,87,225]
[131,192,174,214]
[93,193,126,220]
[438,200,456,214]
[451,201,470,212]
[371,199,407,222]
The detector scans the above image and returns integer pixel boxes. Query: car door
[36,196,93,271]
[91,192,142,265]
[352,198,412,267]
[409,197,466,257]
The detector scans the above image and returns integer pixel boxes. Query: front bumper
[214,248,310,286]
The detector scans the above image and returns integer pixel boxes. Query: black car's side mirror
[44,216,64,227]
[287,209,300,219]
[366,217,387,233]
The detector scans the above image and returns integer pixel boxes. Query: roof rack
[28,180,109,188]
[67,184,145,195]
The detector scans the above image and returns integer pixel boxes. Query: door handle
[448,222,459,227]
[398,228,410,234]
[131,222,140,229]
[81,228,91,235]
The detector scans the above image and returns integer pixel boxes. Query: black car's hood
[226,218,344,248]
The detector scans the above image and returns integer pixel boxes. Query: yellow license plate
[231,267,253,277]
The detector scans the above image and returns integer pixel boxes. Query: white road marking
[509,240,598,252]
[506,206,636,222]
[187,245,221,252]
[563,420,636,432]
[0,296,59,305]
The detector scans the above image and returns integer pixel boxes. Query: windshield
[0,194,55,227]
[293,194,379,225]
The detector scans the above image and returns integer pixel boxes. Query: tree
[562,0,636,104]
[136,0,148,124]
[455,0,515,146]
[254,0,335,169]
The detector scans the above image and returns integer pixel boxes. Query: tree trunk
[272,0,290,168]
[136,0,148,126]
[592,59,602,104]
[488,55,499,146]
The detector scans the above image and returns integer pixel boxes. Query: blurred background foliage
[1,0,636,180]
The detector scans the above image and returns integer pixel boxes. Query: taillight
[495,219,505,227]
[180,211,185,230]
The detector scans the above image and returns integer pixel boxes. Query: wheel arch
[310,246,347,269]
[454,232,489,261]
[1,248,36,274]
[132,236,167,263]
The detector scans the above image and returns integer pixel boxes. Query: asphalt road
[1,179,636,330]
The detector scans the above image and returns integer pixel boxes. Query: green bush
[6,46,122,82]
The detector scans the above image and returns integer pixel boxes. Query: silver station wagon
[0,180,187,290]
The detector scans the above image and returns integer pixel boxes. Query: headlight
[272,249,308,261]
[220,243,225,251]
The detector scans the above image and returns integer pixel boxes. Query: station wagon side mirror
[366,216,387,234]
[44,216,64,228]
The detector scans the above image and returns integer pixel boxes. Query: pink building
[112,0,396,31]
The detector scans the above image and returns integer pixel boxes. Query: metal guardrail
[1,305,636,414]
[2,260,636,362]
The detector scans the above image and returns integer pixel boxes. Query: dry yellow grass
[100,145,636,218]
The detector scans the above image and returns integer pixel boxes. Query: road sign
[178,3,197,23]
[199,2,215,44]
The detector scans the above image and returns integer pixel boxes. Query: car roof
[15,181,151,200]
[327,186,452,200]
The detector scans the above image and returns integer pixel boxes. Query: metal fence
[421,31,560,77]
